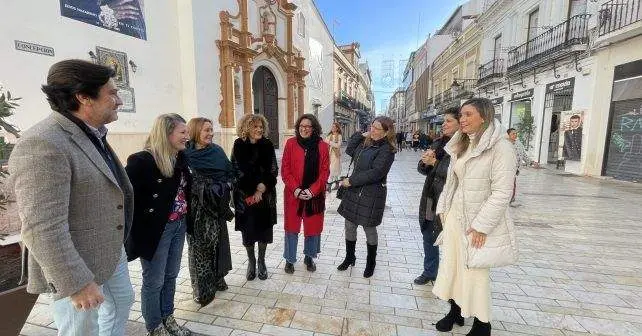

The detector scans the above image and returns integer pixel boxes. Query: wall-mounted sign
[546,77,575,93]
[117,86,135,113]
[60,0,147,40]
[95,46,129,87]
[491,97,504,105]
[511,88,534,101]
[14,40,55,57]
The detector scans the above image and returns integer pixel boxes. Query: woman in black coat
[125,113,193,336]
[336,116,396,278]
[184,117,236,307]
[231,114,278,281]
[414,107,460,286]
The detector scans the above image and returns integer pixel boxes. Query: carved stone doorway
[252,66,279,148]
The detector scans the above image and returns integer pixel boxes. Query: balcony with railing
[507,14,590,74]
[452,79,477,99]
[478,59,505,84]
[597,0,642,43]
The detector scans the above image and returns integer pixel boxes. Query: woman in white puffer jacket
[432,98,517,336]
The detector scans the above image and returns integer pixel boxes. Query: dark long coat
[337,133,395,227]
[417,136,450,231]
[231,137,278,239]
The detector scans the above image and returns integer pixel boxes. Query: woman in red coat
[281,114,330,274]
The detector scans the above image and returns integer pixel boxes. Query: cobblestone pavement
[22,149,642,335]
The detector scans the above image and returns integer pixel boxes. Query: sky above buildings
[315,0,467,114]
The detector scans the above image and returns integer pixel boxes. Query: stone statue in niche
[260,7,276,39]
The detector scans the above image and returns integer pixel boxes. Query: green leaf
[6,91,10,100]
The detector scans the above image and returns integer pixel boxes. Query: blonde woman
[432,98,517,336]
[325,122,343,190]
[231,114,278,281]
[126,114,192,336]
[184,117,236,306]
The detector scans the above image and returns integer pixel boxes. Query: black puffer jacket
[337,133,395,227]
[418,136,450,230]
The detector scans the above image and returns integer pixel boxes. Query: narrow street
[22,149,642,336]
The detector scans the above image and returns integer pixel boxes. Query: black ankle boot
[304,256,316,272]
[435,299,465,332]
[245,245,256,281]
[337,240,356,271]
[363,243,377,278]
[257,243,268,280]
[466,317,491,336]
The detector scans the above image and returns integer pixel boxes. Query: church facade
[1,0,337,158]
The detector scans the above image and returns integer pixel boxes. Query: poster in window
[559,110,584,161]
[60,0,147,40]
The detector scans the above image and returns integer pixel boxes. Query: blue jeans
[140,217,186,332]
[283,232,320,264]
[52,249,134,336]
[420,219,439,278]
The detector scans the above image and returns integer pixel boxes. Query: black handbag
[336,150,361,200]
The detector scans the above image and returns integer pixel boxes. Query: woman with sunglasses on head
[336,116,397,278]
[281,114,330,274]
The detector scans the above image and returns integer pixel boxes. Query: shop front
[541,78,576,165]
[603,60,642,182]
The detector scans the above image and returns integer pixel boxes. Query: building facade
[333,43,374,139]
[1,0,339,158]
[430,5,482,136]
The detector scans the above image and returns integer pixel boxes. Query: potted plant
[0,85,37,336]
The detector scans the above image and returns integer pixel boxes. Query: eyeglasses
[299,125,313,129]
[370,125,384,131]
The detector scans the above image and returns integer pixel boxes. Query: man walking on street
[507,128,538,205]
[9,59,135,335]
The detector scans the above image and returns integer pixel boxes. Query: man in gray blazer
[9,59,134,335]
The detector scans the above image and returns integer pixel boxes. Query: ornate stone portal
[217,0,308,147]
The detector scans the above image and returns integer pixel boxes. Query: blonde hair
[187,117,212,145]
[454,98,494,155]
[237,114,269,139]
[145,113,186,177]
[364,116,397,153]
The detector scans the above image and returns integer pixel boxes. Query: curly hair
[237,114,269,139]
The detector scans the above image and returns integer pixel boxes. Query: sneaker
[163,314,191,336]
[147,325,170,336]
[413,274,435,285]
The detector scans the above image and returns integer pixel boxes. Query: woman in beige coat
[432,98,517,336]
[326,122,343,190]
